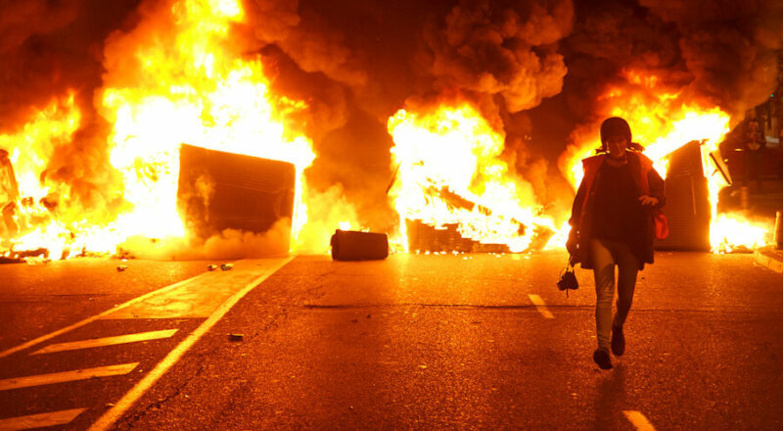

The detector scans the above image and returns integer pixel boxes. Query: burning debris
[406,220,510,254]
[387,103,567,253]
[0,0,780,260]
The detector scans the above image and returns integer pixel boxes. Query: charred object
[655,140,711,251]
[330,230,389,261]
[177,144,295,247]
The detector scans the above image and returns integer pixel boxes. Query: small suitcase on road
[330,230,389,261]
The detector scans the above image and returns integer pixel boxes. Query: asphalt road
[1,251,782,430]
[0,258,210,353]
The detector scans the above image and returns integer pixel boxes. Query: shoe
[611,325,625,357]
[593,348,613,370]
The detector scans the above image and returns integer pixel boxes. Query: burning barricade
[0,0,779,264]
[177,144,296,252]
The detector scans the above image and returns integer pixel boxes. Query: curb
[754,249,783,274]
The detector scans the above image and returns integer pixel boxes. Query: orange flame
[1,94,82,259]
[559,69,771,252]
[98,0,316,250]
[387,103,557,252]
[1,0,359,260]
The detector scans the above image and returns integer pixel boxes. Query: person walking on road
[566,117,666,370]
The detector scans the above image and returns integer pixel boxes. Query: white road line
[0,363,139,392]
[624,410,656,431]
[0,408,88,431]
[528,294,554,319]
[31,329,179,355]
[88,256,293,431]
[0,269,220,360]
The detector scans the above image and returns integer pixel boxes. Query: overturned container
[330,230,389,261]
[177,144,296,252]
[655,141,712,252]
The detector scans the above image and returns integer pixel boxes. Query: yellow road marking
[0,268,219,359]
[0,408,87,430]
[624,410,656,431]
[528,294,554,319]
[31,329,179,355]
[0,363,139,391]
[89,257,293,431]
[103,259,289,319]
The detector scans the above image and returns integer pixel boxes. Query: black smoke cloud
[423,0,573,113]
[642,0,783,114]
[243,0,577,230]
[0,0,81,129]
[543,0,782,150]
[0,0,141,221]
[0,0,142,130]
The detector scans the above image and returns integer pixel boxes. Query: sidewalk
[754,247,783,274]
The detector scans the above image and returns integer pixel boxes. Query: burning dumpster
[177,144,296,247]
[655,141,712,251]
[405,219,512,253]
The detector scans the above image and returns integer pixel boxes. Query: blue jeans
[590,238,640,350]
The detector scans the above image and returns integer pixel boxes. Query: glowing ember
[711,214,768,253]
[387,103,557,252]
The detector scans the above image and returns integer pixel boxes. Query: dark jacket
[567,151,666,270]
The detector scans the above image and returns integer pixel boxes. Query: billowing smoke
[382,0,576,227]
[119,220,292,260]
[0,0,81,129]
[558,0,782,122]
[0,0,140,219]
[641,0,783,116]
[536,0,782,222]
[0,0,143,131]
[423,0,573,113]
[244,0,367,87]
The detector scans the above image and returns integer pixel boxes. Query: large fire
[98,0,316,252]
[387,103,559,253]
[390,69,772,253]
[0,0,358,260]
[0,2,774,261]
[567,69,772,252]
[1,94,83,260]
